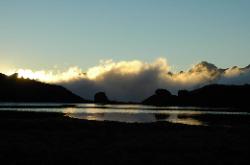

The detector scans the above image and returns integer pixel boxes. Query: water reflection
[164,114,204,126]
[67,113,157,123]
[64,105,206,125]
[66,112,204,126]
[1,103,250,126]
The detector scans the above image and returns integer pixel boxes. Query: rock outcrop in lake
[94,92,110,103]
[0,73,87,103]
[142,89,178,106]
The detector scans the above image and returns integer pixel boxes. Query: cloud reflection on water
[66,112,204,126]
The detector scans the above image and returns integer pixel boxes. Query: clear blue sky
[1,0,250,72]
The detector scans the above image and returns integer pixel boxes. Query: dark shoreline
[0,110,250,164]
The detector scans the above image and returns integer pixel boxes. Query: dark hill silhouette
[0,73,87,103]
[178,84,250,108]
[142,84,250,108]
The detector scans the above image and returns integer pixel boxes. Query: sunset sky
[1,0,250,73]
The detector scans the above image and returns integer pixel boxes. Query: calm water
[1,103,250,126]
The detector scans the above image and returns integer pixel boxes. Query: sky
[1,0,250,73]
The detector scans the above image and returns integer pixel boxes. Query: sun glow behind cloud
[7,67,86,83]
[4,58,250,101]
[9,58,169,83]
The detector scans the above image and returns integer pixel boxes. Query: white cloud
[6,58,250,102]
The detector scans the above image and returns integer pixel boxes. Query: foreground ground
[0,111,249,165]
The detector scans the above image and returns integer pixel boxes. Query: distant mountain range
[0,73,87,103]
[0,72,249,108]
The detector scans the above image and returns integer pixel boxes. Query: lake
[0,103,250,126]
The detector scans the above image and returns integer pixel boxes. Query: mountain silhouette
[0,73,87,103]
[1,72,250,107]
[143,84,250,108]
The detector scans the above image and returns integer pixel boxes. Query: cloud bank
[9,58,250,102]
